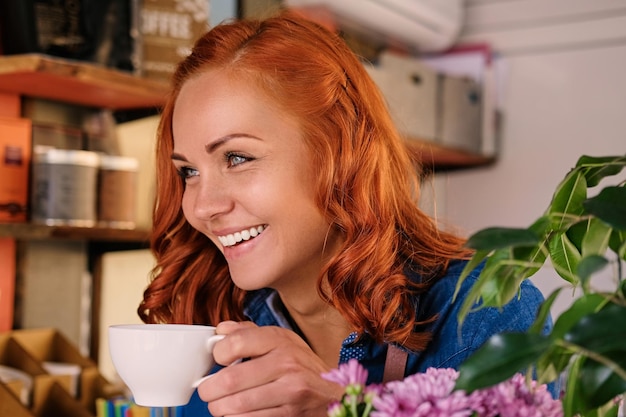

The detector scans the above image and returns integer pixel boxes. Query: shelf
[0,223,151,243]
[0,54,494,171]
[405,137,495,172]
[0,54,169,110]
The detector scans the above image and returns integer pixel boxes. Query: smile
[218,225,266,247]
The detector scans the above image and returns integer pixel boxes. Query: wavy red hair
[139,10,470,351]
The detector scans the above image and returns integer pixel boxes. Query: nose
[186,172,234,221]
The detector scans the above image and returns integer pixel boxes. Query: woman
[138,10,551,417]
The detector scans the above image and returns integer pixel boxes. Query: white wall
[438,0,626,315]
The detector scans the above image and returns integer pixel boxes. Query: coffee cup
[108,323,224,407]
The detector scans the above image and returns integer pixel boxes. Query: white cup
[108,323,224,407]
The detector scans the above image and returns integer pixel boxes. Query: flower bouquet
[323,359,563,417]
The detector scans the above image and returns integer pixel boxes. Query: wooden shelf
[0,54,494,171]
[0,223,151,243]
[405,138,496,172]
[0,54,169,110]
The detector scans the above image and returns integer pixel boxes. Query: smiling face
[171,69,343,297]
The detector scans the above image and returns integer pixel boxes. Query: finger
[200,343,334,403]
[212,407,285,417]
[198,354,279,401]
[215,326,310,365]
[206,369,328,417]
[216,320,257,335]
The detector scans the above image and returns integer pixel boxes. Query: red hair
[139,11,470,351]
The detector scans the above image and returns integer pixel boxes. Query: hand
[196,321,344,417]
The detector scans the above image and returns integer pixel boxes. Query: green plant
[453,154,626,417]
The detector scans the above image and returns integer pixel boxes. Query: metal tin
[97,155,139,229]
[31,147,100,226]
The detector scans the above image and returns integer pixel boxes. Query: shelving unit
[0,223,150,242]
[0,53,494,239]
[0,54,168,242]
[405,139,495,172]
[0,54,168,110]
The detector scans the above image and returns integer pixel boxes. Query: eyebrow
[205,133,262,154]
[171,133,262,161]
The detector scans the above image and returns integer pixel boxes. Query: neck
[279,290,353,368]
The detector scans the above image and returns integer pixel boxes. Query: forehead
[175,70,282,127]
[172,69,307,154]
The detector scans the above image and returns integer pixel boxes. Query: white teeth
[218,225,265,247]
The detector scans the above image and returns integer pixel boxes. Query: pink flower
[327,400,345,417]
[371,368,473,417]
[474,373,563,417]
[323,359,369,388]
[323,361,564,417]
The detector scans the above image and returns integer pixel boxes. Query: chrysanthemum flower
[322,361,563,417]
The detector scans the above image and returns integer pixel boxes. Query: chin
[229,275,269,292]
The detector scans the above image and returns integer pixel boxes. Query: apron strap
[382,344,408,383]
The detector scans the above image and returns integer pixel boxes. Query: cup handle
[206,334,225,353]
[192,334,241,388]
[192,373,214,388]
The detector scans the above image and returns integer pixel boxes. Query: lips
[218,225,266,247]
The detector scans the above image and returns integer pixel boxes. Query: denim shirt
[184,260,556,415]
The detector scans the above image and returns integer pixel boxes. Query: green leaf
[527,215,553,238]
[456,245,549,326]
[528,288,562,334]
[511,217,551,277]
[551,293,607,340]
[454,249,490,303]
[583,186,626,230]
[549,170,587,228]
[581,218,613,257]
[576,155,626,187]
[564,303,626,353]
[477,265,522,307]
[465,227,539,251]
[549,232,582,284]
[577,255,609,286]
[579,356,626,410]
[566,219,590,253]
[457,249,511,324]
[608,230,626,261]
[562,355,585,417]
[455,332,552,392]
[535,344,572,384]
[458,250,537,319]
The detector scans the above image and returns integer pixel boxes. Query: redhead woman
[138,10,552,417]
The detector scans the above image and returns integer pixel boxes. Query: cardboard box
[0,382,34,417]
[0,332,47,378]
[365,52,438,142]
[0,116,32,222]
[32,377,93,417]
[1,332,47,414]
[8,328,122,415]
[438,75,483,153]
[1,328,129,416]
[137,0,210,82]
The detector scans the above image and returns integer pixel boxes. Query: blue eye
[177,166,199,179]
[226,152,251,167]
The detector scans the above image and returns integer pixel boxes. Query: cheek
[180,190,196,224]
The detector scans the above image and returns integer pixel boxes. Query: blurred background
[0,1,624,414]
